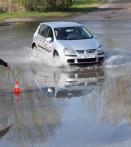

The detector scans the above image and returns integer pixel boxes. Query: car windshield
[54,26,93,40]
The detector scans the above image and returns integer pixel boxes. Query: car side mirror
[46,37,52,42]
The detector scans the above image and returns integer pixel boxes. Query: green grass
[0,11,72,21]
[73,0,104,4]
[0,0,105,22]
[69,2,102,13]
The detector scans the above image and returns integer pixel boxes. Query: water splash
[104,48,131,68]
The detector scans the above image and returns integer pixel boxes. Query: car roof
[40,21,83,28]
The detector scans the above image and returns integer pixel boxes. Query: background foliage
[13,0,73,11]
[0,0,104,12]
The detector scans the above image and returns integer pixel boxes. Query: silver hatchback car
[32,21,104,65]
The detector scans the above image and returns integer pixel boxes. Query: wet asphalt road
[0,20,131,147]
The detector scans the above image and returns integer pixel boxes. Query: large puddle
[0,20,131,146]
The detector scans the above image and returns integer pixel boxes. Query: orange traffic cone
[14,81,21,93]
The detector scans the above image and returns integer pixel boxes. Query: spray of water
[104,48,131,68]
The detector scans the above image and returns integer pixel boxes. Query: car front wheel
[32,45,38,57]
[53,50,59,57]
[53,50,62,65]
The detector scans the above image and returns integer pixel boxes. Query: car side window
[46,27,54,41]
[38,25,48,37]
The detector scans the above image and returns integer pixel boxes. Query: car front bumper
[64,53,105,64]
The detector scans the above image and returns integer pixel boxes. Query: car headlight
[63,48,76,55]
[97,45,104,52]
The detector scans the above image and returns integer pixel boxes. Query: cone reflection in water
[14,92,20,97]
[14,92,20,103]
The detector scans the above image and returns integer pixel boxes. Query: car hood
[58,38,100,50]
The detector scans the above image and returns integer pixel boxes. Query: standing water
[0,20,131,146]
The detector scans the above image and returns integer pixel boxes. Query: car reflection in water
[35,66,105,99]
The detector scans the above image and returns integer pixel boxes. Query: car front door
[37,24,54,53]
[45,27,54,52]
[36,24,47,50]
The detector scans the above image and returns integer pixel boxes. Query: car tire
[53,50,61,65]
[53,50,59,57]
[32,45,38,57]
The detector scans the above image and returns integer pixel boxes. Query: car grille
[76,49,96,54]
[67,58,97,64]
[77,58,96,63]
[86,49,96,53]
[67,59,75,63]
[76,50,84,54]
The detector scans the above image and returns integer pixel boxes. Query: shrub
[14,0,73,11]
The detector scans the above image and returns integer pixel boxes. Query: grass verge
[0,11,72,21]
[69,3,102,13]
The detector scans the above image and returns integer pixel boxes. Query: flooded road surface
[0,20,131,147]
